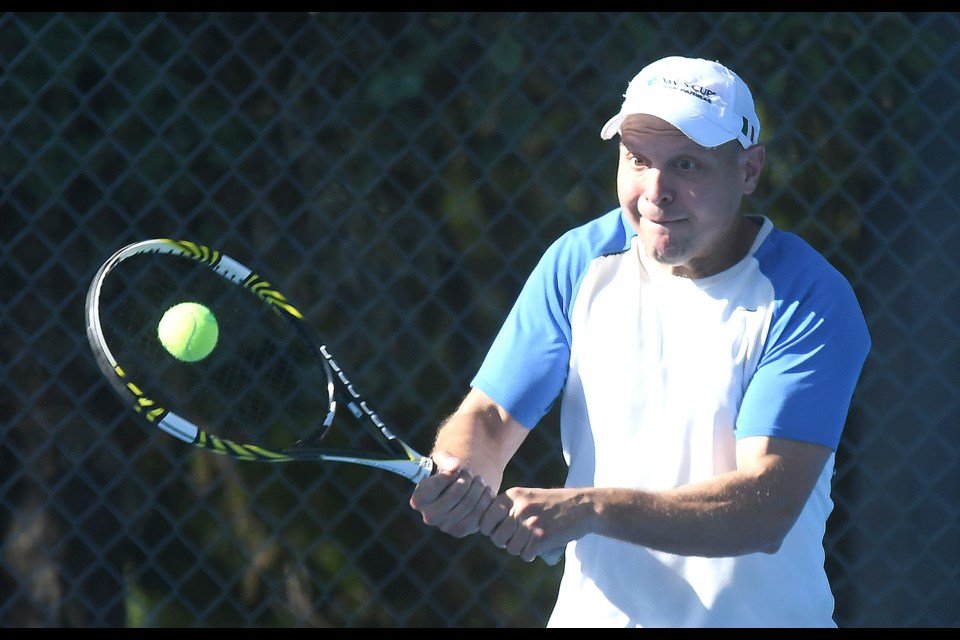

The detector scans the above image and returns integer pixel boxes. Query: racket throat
[295,407,337,448]
[324,453,434,483]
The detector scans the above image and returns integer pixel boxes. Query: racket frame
[85,238,434,483]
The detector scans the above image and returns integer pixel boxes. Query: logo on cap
[647,76,719,105]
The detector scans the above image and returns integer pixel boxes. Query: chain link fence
[2,12,958,628]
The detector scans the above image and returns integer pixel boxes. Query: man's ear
[741,145,765,195]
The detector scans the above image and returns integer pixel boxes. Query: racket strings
[91,245,416,465]
[95,252,331,451]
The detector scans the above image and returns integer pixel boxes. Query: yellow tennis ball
[157,302,219,362]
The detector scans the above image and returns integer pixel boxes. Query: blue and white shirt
[472,208,871,627]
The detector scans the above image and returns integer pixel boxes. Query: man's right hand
[409,451,497,538]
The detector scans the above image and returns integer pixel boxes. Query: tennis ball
[157,302,219,362]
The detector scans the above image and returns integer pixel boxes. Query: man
[409,55,871,627]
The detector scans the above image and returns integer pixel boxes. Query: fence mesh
[1,12,958,628]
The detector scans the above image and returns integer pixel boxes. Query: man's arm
[408,387,530,538]
[481,435,832,562]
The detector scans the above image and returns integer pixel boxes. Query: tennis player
[410,55,871,627]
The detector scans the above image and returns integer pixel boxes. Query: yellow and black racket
[85,238,563,565]
[85,238,435,480]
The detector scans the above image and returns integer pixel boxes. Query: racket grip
[540,546,564,566]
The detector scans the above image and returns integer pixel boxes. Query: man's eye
[631,157,646,168]
[677,158,696,171]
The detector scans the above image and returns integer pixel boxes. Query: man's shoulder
[757,221,867,329]
[549,207,633,258]
[757,221,854,288]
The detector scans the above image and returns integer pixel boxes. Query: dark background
[1,12,957,627]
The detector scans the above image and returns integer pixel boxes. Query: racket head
[85,239,431,480]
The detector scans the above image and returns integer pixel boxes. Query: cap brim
[599,110,738,148]
[599,113,624,140]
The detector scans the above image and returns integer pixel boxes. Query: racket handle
[540,546,564,566]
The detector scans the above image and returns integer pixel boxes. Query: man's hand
[409,451,496,538]
[480,487,583,562]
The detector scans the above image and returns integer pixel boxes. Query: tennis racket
[85,238,563,566]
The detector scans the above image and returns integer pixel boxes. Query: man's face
[616,114,764,279]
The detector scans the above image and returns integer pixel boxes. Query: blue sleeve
[471,209,632,428]
[736,233,872,450]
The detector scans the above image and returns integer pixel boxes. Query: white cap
[600,56,760,149]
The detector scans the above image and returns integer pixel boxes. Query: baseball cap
[600,56,760,149]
